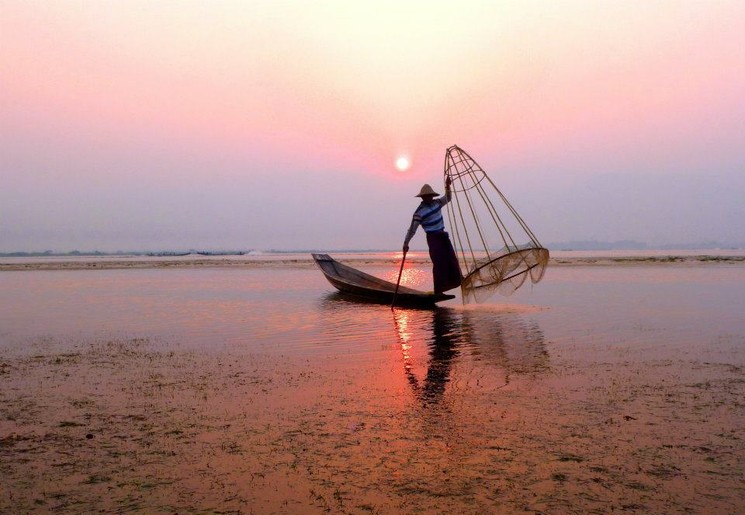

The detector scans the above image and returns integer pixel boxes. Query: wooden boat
[312,253,455,306]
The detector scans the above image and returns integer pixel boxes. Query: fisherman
[403,177,462,294]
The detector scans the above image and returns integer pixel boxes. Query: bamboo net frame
[444,145,549,303]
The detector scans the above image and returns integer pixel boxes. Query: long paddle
[391,249,407,309]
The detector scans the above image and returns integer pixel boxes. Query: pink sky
[1,1,744,251]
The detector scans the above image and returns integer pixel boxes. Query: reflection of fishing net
[444,145,549,303]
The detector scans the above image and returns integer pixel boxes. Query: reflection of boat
[312,253,455,306]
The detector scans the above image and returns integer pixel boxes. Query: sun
[395,156,410,172]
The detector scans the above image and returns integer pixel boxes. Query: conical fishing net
[444,145,549,303]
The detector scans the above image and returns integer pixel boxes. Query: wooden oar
[391,249,407,309]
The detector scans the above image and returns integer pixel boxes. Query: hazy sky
[2,0,744,252]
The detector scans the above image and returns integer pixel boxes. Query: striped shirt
[403,194,450,247]
[414,198,447,232]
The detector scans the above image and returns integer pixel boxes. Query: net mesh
[444,145,549,303]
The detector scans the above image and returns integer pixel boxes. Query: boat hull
[312,253,455,306]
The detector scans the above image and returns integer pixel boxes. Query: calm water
[1,260,743,361]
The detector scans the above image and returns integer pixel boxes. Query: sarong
[426,231,462,294]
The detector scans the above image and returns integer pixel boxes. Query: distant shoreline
[1,254,743,272]
[2,244,743,259]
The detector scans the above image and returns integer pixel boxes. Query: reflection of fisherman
[403,177,462,294]
[421,309,460,403]
[400,309,461,406]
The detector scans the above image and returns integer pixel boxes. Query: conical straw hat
[416,184,439,197]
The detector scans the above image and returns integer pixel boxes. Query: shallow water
[1,261,742,356]
[1,261,744,512]
[1,263,743,406]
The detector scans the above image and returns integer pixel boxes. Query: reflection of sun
[384,264,427,288]
[395,156,410,172]
[393,310,414,370]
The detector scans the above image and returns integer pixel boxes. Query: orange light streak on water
[393,310,413,371]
